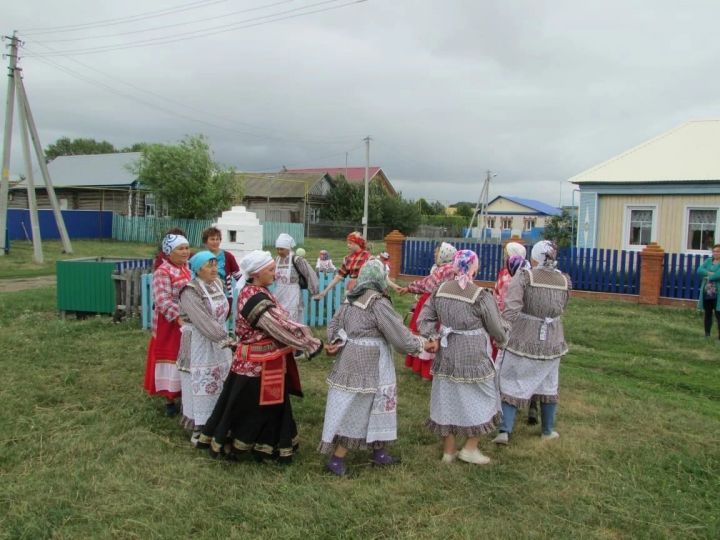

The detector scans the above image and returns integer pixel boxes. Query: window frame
[682,204,719,255]
[622,204,658,251]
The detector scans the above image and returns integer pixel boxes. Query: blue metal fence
[402,239,504,282]
[661,252,703,300]
[8,209,113,240]
[141,270,348,330]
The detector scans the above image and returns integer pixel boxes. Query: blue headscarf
[189,250,217,276]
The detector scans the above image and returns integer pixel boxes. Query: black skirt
[199,372,299,463]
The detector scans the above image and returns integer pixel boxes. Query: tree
[452,201,476,219]
[131,135,237,220]
[45,137,117,161]
[543,208,578,248]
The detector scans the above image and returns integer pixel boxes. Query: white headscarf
[531,240,557,266]
[436,242,457,265]
[235,250,274,292]
[161,234,189,255]
[505,242,526,259]
[275,233,296,249]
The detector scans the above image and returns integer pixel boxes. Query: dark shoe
[371,448,401,466]
[326,456,347,477]
[165,402,179,417]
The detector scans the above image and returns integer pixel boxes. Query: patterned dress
[319,290,425,454]
[498,267,571,407]
[177,278,233,430]
[274,254,319,323]
[199,284,321,462]
[418,280,509,437]
[338,249,371,290]
[143,260,191,399]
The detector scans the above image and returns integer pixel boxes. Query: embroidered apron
[274,255,302,322]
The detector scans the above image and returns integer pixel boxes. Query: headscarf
[505,242,526,259]
[161,234,189,255]
[346,258,387,301]
[235,250,274,292]
[319,250,330,261]
[275,233,296,249]
[295,247,306,258]
[346,232,366,250]
[436,242,457,265]
[189,250,217,275]
[452,249,479,289]
[379,251,390,260]
[531,240,557,267]
[506,254,525,277]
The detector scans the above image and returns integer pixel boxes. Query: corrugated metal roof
[238,172,330,198]
[570,120,720,184]
[498,196,561,216]
[41,152,142,187]
[285,166,381,183]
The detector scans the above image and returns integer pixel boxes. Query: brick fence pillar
[639,242,665,305]
[384,229,406,279]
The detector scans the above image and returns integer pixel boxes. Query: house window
[144,193,156,217]
[501,217,513,230]
[229,230,237,243]
[486,217,496,229]
[524,217,537,231]
[625,206,656,249]
[686,208,717,251]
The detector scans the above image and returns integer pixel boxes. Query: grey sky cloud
[3,0,720,207]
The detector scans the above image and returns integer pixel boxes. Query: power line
[24,0,368,57]
[36,0,295,44]
[20,0,229,35]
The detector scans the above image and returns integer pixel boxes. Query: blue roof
[490,195,561,216]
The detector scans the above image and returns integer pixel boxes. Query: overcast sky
[3,0,720,206]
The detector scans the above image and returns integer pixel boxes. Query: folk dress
[498,267,571,408]
[337,249,371,291]
[177,278,233,430]
[199,284,321,462]
[274,255,319,323]
[144,260,191,399]
[319,290,425,454]
[418,280,509,437]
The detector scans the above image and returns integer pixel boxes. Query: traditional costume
[177,252,234,436]
[338,232,371,290]
[404,242,457,379]
[316,250,337,273]
[418,249,508,464]
[199,250,322,462]
[273,233,319,323]
[144,235,191,403]
[495,240,571,443]
[320,259,426,476]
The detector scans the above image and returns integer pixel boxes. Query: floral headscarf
[161,234,189,255]
[346,232,366,250]
[531,240,557,267]
[436,242,457,265]
[507,254,525,277]
[346,258,387,301]
[452,249,479,289]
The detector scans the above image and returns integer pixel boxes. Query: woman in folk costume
[314,232,371,299]
[418,249,508,465]
[316,250,337,273]
[144,234,191,417]
[401,242,458,380]
[320,259,437,476]
[198,250,323,462]
[177,251,234,443]
[274,233,319,323]
[493,242,529,312]
[493,240,571,445]
[202,226,240,297]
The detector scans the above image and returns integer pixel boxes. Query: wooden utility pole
[362,136,371,239]
[0,32,19,256]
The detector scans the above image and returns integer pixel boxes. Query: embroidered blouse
[153,260,191,325]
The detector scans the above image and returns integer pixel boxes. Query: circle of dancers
[144,230,571,476]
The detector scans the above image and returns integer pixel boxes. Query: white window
[685,207,718,253]
[623,205,657,250]
[501,217,513,230]
[524,217,536,231]
[486,217,496,229]
[144,193,156,217]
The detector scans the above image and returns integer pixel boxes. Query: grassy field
[0,237,384,279]
[1,239,718,539]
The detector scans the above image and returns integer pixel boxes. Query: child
[316,250,337,273]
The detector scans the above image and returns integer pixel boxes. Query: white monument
[213,205,263,262]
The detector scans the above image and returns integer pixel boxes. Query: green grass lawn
[0,237,384,280]
[0,281,718,539]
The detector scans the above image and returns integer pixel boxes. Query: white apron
[274,255,302,323]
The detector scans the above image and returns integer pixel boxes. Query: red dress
[144,260,191,399]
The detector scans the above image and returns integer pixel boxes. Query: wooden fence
[662,253,703,300]
[141,271,348,330]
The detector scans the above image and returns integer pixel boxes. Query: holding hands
[424,338,439,354]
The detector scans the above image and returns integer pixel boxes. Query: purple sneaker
[325,455,347,477]
[371,448,401,466]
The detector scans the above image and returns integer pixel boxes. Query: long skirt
[497,350,560,408]
[404,292,434,380]
[143,316,182,399]
[318,338,397,454]
[199,372,299,462]
[426,375,501,437]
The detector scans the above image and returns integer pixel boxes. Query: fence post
[384,229,406,278]
[639,242,665,305]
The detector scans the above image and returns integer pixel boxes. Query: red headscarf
[346,232,366,250]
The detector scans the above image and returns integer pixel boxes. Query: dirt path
[0,275,56,292]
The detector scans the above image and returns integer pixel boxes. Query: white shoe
[541,431,560,441]
[492,432,509,445]
[441,452,458,464]
[457,448,491,465]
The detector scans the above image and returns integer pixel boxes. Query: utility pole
[362,136,371,239]
[467,170,496,242]
[0,32,19,256]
